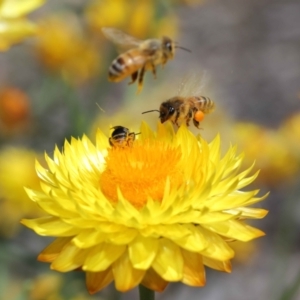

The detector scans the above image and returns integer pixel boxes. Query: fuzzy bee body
[102,27,177,92]
[109,126,137,148]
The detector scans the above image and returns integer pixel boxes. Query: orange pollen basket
[99,140,183,208]
[194,110,205,122]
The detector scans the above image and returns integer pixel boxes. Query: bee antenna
[175,46,192,53]
[142,110,160,114]
[135,132,141,135]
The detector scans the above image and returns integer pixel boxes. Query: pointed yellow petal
[21,216,79,236]
[38,237,72,262]
[202,257,232,272]
[203,219,266,242]
[51,243,86,272]
[181,249,206,286]
[141,268,168,292]
[83,243,126,272]
[0,0,45,18]
[140,121,155,140]
[72,230,107,249]
[152,239,183,281]
[86,269,113,294]
[200,228,235,261]
[112,252,145,292]
[173,224,207,252]
[129,235,158,270]
[225,207,268,219]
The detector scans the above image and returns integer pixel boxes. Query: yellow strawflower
[22,122,268,294]
[0,0,45,51]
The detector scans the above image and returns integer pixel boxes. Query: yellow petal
[202,257,232,272]
[112,252,145,292]
[38,237,72,262]
[181,249,206,286]
[0,0,45,18]
[86,269,113,294]
[129,235,158,270]
[107,228,138,245]
[83,243,126,272]
[72,229,107,249]
[0,19,37,51]
[225,207,268,219]
[21,216,79,236]
[203,219,266,242]
[152,239,183,281]
[51,243,87,272]
[141,268,168,292]
[200,228,234,261]
[173,224,207,252]
[140,121,155,140]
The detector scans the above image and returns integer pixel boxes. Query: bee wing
[177,71,209,97]
[102,27,143,50]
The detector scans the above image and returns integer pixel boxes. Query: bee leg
[128,71,138,85]
[174,110,181,127]
[137,66,146,93]
[151,63,157,79]
[127,133,136,147]
[193,118,200,129]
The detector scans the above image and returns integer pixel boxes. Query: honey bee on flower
[143,74,215,128]
[109,126,139,148]
[102,27,190,93]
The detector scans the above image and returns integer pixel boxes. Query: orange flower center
[100,140,183,208]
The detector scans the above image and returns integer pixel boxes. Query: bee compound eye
[167,42,172,52]
[169,106,175,114]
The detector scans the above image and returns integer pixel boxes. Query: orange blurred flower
[0,87,31,134]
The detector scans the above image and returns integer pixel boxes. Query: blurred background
[0,0,300,299]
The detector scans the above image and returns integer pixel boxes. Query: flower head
[22,122,268,293]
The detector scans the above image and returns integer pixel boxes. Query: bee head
[162,36,175,58]
[159,101,176,123]
[111,126,130,137]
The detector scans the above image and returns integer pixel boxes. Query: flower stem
[139,285,155,300]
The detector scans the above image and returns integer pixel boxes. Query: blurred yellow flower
[35,14,101,85]
[0,0,45,51]
[29,273,62,300]
[85,0,178,39]
[233,122,299,186]
[0,147,44,237]
[22,122,267,293]
[279,112,300,162]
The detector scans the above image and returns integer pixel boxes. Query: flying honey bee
[109,126,139,148]
[142,74,215,128]
[102,27,190,93]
